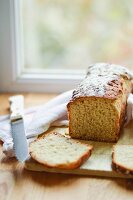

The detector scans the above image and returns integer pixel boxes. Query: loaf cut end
[68,97,120,142]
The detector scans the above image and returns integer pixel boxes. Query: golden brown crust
[112,145,133,175]
[30,132,93,170]
[112,162,133,175]
[114,79,133,140]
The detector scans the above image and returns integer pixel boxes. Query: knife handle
[9,95,24,122]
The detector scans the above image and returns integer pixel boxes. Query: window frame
[0,0,85,93]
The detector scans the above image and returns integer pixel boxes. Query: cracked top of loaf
[72,63,133,100]
[86,63,133,79]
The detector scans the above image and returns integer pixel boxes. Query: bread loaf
[29,132,93,169]
[67,63,133,142]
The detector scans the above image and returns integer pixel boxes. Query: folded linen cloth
[0,90,73,157]
[0,90,133,158]
[125,93,133,126]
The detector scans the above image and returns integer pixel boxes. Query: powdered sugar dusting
[72,63,132,99]
[87,63,133,79]
[73,74,119,98]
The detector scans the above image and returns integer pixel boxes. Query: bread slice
[29,132,93,169]
[112,145,133,175]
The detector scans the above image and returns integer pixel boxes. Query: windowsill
[0,92,58,115]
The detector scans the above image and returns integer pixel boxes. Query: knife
[9,95,29,162]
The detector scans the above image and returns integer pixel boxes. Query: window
[0,0,133,92]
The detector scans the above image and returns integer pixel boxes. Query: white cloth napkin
[125,93,133,126]
[0,90,133,158]
[0,90,73,157]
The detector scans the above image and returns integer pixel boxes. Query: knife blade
[9,95,29,162]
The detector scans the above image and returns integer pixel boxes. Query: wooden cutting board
[25,121,133,179]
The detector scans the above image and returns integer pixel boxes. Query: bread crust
[112,145,133,175]
[29,132,93,170]
[71,76,124,101]
[67,64,133,142]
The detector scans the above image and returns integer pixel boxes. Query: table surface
[0,93,133,200]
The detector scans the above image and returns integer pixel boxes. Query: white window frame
[0,0,85,93]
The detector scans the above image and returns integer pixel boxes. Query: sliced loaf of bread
[112,145,133,175]
[29,132,93,169]
[67,63,133,142]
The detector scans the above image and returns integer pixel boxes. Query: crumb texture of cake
[29,132,93,169]
[67,63,133,142]
[112,145,133,174]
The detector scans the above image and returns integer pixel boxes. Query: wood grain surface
[0,93,133,200]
